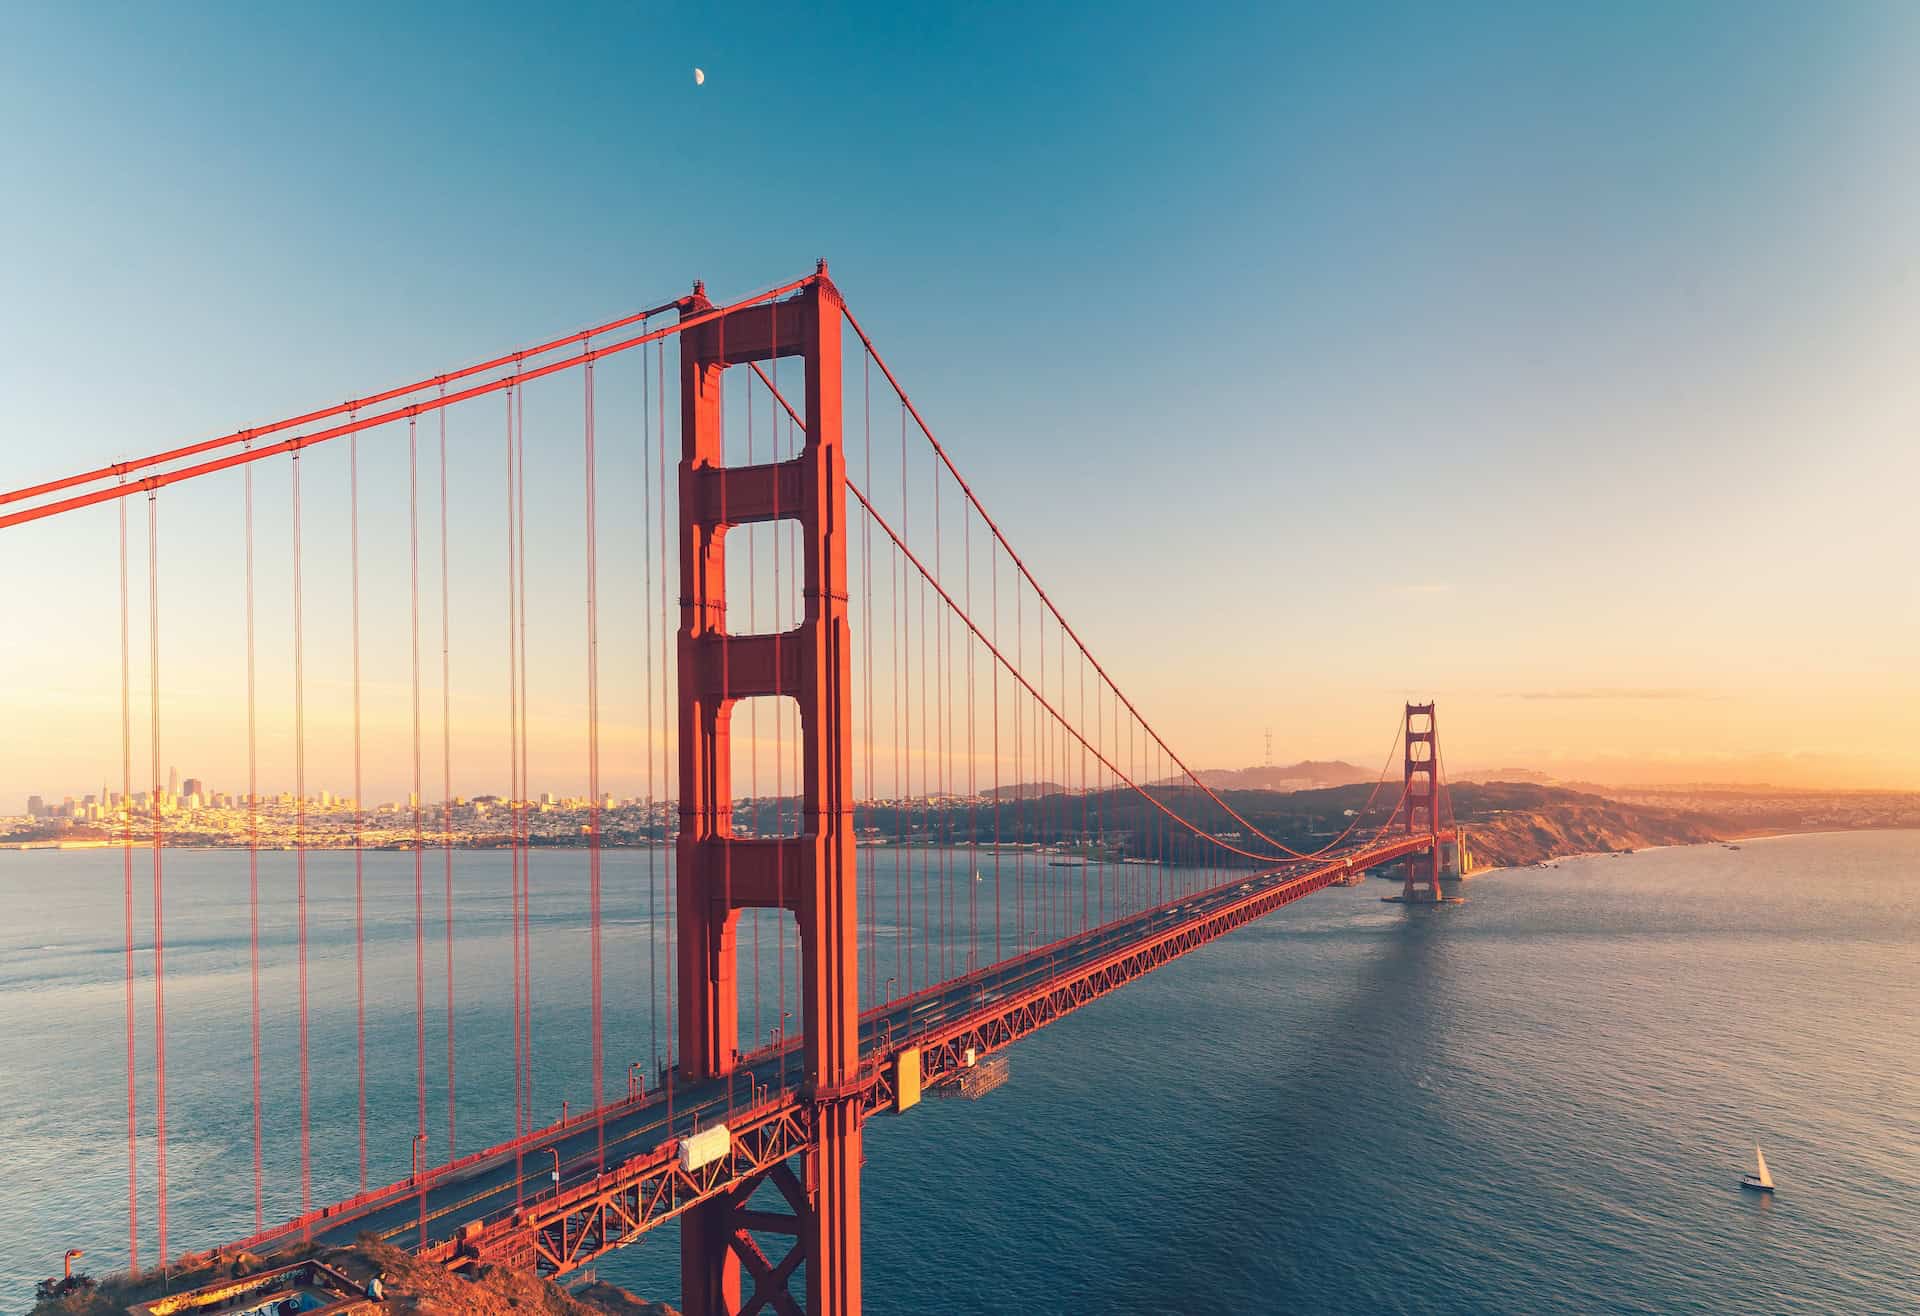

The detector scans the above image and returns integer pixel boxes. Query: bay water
[1,832,1915,1312]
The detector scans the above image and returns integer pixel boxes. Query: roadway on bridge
[248,854,1356,1259]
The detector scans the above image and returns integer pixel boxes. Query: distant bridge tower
[676,266,862,1316]
[1401,702,1443,902]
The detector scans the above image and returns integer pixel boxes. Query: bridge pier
[676,267,862,1316]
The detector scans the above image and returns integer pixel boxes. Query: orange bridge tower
[1400,701,1444,902]
[676,267,862,1316]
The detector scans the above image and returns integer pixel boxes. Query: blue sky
[3,0,1917,797]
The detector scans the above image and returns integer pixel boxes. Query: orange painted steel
[0,278,816,531]
[0,294,694,511]
[2,267,1467,1309]
[842,305,1381,863]
[422,829,1452,1285]
[755,359,1418,870]
[674,268,861,1316]
[1401,703,1446,902]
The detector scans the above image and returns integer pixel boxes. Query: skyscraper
[168,765,180,797]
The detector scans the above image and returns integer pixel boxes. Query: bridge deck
[227,832,1447,1274]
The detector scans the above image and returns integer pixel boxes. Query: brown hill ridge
[1445,782,1723,869]
[1194,760,1375,792]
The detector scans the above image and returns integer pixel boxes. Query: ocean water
[1,832,1916,1313]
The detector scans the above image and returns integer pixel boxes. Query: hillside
[860,778,1726,871]
[25,1240,679,1316]
[1192,760,1376,792]
[1442,781,1724,868]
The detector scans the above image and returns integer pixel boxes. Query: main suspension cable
[840,304,1399,860]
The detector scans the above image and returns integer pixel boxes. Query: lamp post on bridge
[548,1147,561,1198]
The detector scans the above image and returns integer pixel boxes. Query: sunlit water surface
[2,832,1916,1313]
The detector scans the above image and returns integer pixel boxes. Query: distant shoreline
[1465,825,1920,878]
[8,825,1918,858]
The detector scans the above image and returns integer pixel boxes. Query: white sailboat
[1740,1144,1775,1193]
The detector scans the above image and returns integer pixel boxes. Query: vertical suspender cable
[770,333,784,1072]
[349,421,367,1192]
[658,341,673,1075]
[898,402,911,994]
[918,459,929,990]
[1014,578,1022,951]
[1113,668,1121,914]
[148,491,170,1265]
[1036,613,1047,946]
[409,417,428,1162]
[246,452,264,1224]
[764,334,779,1075]
[440,388,456,1156]
[1065,625,1075,932]
[1061,630,1071,929]
[949,501,960,971]
[965,501,976,973]
[517,394,530,1132]
[790,411,802,1014]
[517,381,533,1122]
[933,462,946,982]
[936,457,952,979]
[504,386,524,1197]
[714,317,734,1108]
[748,366,761,1047]
[643,325,658,1078]
[1127,713,1135,911]
[406,417,429,1242]
[991,536,1001,966]
[890,429,903,999]
[1045,623,1053,942]
[585,356,605,1163]
[120,494,139,1270]
[1093,670,1101,920]
[291,451,310,1224]
[1089,661,1099,925]
[862,349,877,1004]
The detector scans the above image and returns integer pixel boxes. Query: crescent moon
[694,67,705,86]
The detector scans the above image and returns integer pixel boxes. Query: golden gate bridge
[0,264,1458,1315]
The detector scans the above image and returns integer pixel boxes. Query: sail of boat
[1755,1145,1773,1189]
